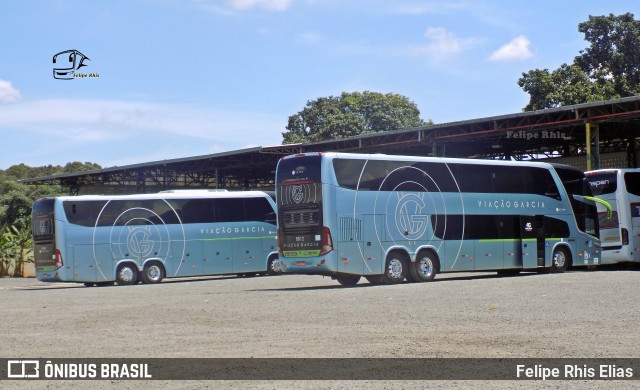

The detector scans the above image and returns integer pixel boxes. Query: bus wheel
[336,275,361,286]
[116,263,139,286]
[142,262,165,284]
[365,275,384,284]
[551,247,570,273]
[267,255,282,275]
[410,251,439,282]
[383,252,407,284]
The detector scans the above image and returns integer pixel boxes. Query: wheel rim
[387,257,403,279]
[119,266,135,283]
[270,258,282,273]
[554,250,566,268]
[418,257,433,278]
[147,265,161,281]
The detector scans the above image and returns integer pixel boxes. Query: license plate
[295,261,307,266]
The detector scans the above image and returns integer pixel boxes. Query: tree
[519,13,640,110]
[282,91,430,143]
[63,161,101,173]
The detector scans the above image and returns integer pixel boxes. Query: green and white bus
[32,190,280,286]
[586,168,640,263]
[276,152,601,286]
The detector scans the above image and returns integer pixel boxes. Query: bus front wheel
[142,262,165,284]
[116,263,139,286]
[384,252,408,284]
[551,247,570,273]
[410,251,439,282]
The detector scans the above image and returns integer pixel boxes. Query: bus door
[519,216,539,269]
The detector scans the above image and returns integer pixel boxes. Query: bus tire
[336,275,361,286]
[267,255,282,275]
[383,251,408,284]
[410,251,439,282]
[551,246,570,273]
[141,262,165,284]
[116,263,139,286]
[365,275,384,284]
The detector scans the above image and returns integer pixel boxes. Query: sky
[1,0,638,170]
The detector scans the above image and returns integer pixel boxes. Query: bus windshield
[555,166,599,237]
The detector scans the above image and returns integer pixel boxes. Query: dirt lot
[2,267,640,389]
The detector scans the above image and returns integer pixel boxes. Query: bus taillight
[320,226,334,255]
[622,228,629,245]
[277,233,283,256]
[54,249,64,269]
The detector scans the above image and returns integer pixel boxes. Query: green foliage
[283,91,431,143]
[0,225,33,277]
[63,161,102,173]
[519,13,640,110]
[0,161,100,276]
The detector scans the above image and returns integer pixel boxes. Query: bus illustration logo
[394,193,428,240]
[52,50,90,80]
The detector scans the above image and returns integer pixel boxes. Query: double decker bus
[276,152,601,286]
[32,190,280,286]
[586,168,640,263]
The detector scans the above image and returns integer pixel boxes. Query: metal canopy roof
[21,96,640,194]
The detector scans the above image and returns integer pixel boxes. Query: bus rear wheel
[551,247,570,273]
[142,262,165,284]
[267,255,282,275]
[384,252,408,284]
[116,263,139,286]
[410,251,439,282]
[335,275,361,286]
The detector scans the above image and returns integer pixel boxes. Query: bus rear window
[588,172,618,195]
[32,199,55,241]
[276,155,322,185]
[624,172,640,196]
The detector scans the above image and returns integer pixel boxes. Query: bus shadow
[19,274,280,291]
[251,272,541,292]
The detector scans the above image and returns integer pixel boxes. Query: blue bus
[275,152,601,286]
[32,190,280,286]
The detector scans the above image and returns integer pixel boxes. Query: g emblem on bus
[127,226,154,258]
[38,219,48,236]
[291,185,304,204]
[394,193,428,240]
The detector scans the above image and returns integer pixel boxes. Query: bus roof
[43,190,273,202]
[283,152,563,170]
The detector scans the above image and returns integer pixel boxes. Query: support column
[585,122,600,170]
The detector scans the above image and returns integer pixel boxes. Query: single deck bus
[276,152,601,286]
[586,168,640,263]
[32,190,281,286]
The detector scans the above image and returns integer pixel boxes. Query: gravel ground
[2,266,639,389]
